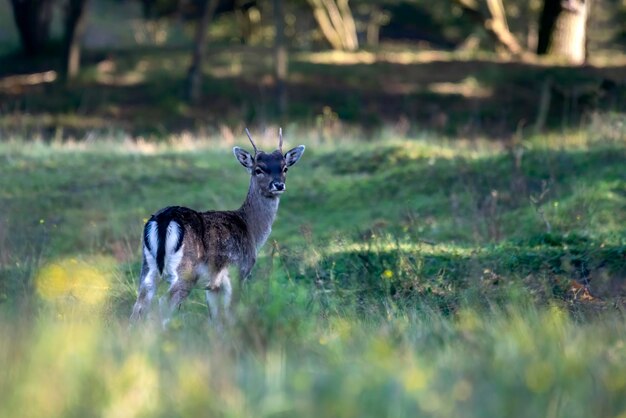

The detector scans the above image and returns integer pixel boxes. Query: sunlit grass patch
[35,256,116,315]
[103,352,160,418]
[0,127,625,417]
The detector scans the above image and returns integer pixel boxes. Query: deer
[130,129,305,325]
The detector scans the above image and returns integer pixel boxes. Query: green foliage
[0,128,625,417]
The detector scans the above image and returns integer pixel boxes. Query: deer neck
[239,179,280,250]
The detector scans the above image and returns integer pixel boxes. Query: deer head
[233,128,305,198]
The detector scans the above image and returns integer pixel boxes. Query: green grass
[0,127,625,417]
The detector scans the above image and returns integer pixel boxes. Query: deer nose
[272,181,285,191]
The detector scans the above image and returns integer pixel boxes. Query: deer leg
[168,279,192,310]
[195,263,219,321]
[239,257,255,282]
[205,289,219,321]
[161,278,193,326]
[221,271,232,309]
[221,271,233,325]
[160,258,196,326]
[204,268,232,327]
[130,258,159,322]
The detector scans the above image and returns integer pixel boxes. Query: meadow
[0,120,625,417]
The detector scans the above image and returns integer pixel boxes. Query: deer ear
[285,145,305,167]
[233,147,254,171]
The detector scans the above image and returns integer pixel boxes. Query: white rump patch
[164,221,184,282]
[145,221,159,257]
[166,221,182,254]
[144,221,159,272]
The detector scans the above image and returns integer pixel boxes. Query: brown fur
[130,139,305,325]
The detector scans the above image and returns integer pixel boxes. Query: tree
[185,0,220,103]
[452,0,530,57]
[9,0,55,55]
[62,0,89,81]
[537,0,588,64]
[274,0,287,115]
[308,0,358,51]
[453,0,589,64]
[9,0,89,79]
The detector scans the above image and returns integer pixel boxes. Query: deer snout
[271,181,285,192]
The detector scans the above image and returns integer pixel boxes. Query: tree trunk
[308,0,358,51]
[453,0,529,57]
[235,1,253,44]
[186,0,220,104]
[62,0,89,82]
[537,0,588,64]
[366,5,387,47]
[10,0,54,56]
[274,0,287,115]
[141,0,154,19]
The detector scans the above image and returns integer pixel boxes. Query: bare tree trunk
[308,0,358,51]
[525,0,541,51]
[274,0,287,115]
[336,0,357,49]
[186,0,220,104]
[10,0,54,56]
[453,0,530,57]
[62,0,89,82]
[235,0,253,44]
[366,6,387,47]
[537,0,588,64]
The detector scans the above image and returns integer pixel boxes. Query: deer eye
[254,167,265,175]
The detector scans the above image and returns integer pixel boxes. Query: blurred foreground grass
[0,122,625,417]
[2,300,626,418]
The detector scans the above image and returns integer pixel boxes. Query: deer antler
[278,127,283,153]
[245,128,258,155]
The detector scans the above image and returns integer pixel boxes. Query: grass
[0,125,625,417]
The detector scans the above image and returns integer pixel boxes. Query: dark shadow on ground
[1,47,625,139]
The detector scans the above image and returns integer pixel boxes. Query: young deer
[130,129,305,324]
